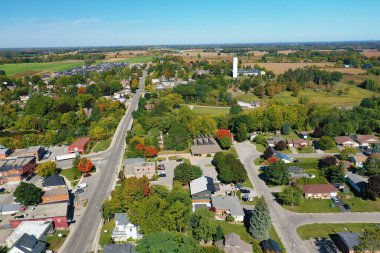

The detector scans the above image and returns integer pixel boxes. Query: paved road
[60,70,147,253]
[234,142,380,253]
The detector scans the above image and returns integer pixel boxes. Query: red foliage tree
[136,143,145,151]
[77,158,94,173]
[144,146,158,158]
[216,129,233,140]
[267,157,280,164]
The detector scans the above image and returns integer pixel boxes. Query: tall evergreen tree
[249,196,271,240]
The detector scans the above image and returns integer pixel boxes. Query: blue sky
[1,0,379,48]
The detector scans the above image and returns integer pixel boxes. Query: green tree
[254,135,267,146]
[189,207,216,242]
[362,78,378,91]
[364,154,380,176]
[24,94,56,116]
[277,185,303,206]
[174,163,202,185]
[355,227,380,253]
[230,105,243,115]
[249,196,271,240]
[367,174,380,200]
[266,161,289,185]
[13,182,43,206]
[219,136,232,149]
[214,225,224,241]
[236,123,247,142]
[0,70,6,76]
[165,122,189,151]
[201,246,224,253]
[136,231,200,253]
[36,161,58,178]
[340,147,357,160]
[318,136,335,150]
[282,122,291,135]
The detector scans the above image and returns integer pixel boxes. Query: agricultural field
[322,67,366,75]
[342,74,380,84]
[234,82,376,107]
[190,106,230,116]
[104,56,153,63]
[243,62,334,74]
[0,61,85,76]
[361,49,380,58]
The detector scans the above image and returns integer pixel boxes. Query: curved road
[60,70,146,253]
[234,141,380,253]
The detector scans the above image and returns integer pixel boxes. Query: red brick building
[68,137,91,154]
[0,157,36,183]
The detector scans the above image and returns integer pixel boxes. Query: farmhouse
[112,213,142,242]
[0,156,36,183]
[68,137,91,154]
[190,136,222,156]
[211,196,245,222]
[335,136,359,147]
[190,176,215,211]
[302,184,338,199]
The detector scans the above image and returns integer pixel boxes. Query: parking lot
[156,160,182,190]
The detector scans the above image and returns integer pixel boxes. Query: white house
[112,213,142,242]
[211,196,245,222]
[349,154,367,168]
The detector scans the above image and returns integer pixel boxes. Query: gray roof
[0,156,35,172]
[215,232,252,253]
[114,213,130,226]
[337,232,360,250]
[346,172,368,184]
[288,166,302,174]
[191,137,221,155]
[190,176,215,195]
[1,204,21,213]
[11,233,46,253]
[103,244,136,253]
[211,196,244,217]
[123,158,145,166]
[42,175,66,187]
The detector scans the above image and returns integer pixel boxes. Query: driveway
[194,158,218,182]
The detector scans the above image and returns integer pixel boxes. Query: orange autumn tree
[216,129,233,140]
[77,157,94,173]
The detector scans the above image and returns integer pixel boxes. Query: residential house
[211,196,245,222]
[274,153,291,163]
[0,157,36,184]
[0,147,13,160]
[287,166,310,179]
[103,244,136,253]
[10,202,68,229]
[6,221,52,248]
[335,136,359,147]
[287,139,309,148]
[345,172,368,196]
[190,176,215,211]
[8,233,46,253]
[42,175,66,190]
[41,188,69,204]
[261,239,282,253]
[0,204,23,215]
[266,137,285,147]
[334,232,365,253]
[215,233,252,253]
[112,213,141,242]
[302,184,338,199]
[190,136,222,156]
[349,154,367,168]
[68,137,91,154]
[124,158,156,179]
[352,134,380,147]
[298,131,312,139]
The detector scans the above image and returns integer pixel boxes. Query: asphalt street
[59,69,146,253]
[234,141,380,253]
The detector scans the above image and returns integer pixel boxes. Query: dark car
[84,173,92,178]
[240,189,251,193]
[158,173,166,177]
[293,159,301,163]
[75,189,85,194]
[343,204,351,211]
[176,159,183,162]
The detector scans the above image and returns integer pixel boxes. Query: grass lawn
[323,146,340,153]
[0,61,85,76]
[297,223,378,240]
[99,219,115,246]
[296,177,329,185]
[284,158,320,170]
[60,167,81,181]
[297,146,316,153]
[254,157,264,166]
[191,106,230,116]
[279,132,300,140]
[254,143,266,152]
[343,197,380,212]
[92,139,112,153]
[46,230,70,251]
[242,177,254,189]
[283,198,340,213]
[269,226,286,253]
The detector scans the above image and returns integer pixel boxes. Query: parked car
[240,189,250,194]
[75,189,85,194]
[343,204,351,211]
[176,159,182,162]
[293,159,301,163]
[158,172,166,177]
[331,197,339,203]
[84,173,92,178]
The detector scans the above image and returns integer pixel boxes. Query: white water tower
[232,57,238,78]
